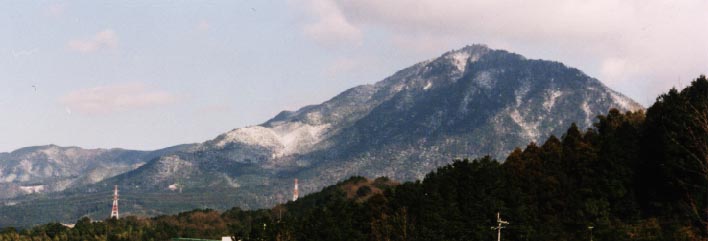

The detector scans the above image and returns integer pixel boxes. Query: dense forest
[1,75,707,241]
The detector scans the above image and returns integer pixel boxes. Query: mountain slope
[0,44,642,227]
[183,45,641,187]
[299,46,642,181]
[110,44,641,208]
[0,144,194,199]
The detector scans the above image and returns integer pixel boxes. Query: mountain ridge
[104,44,642,202]
[0,44,643,227]
[0,144,195,199]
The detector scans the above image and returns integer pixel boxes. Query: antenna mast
[110,185,119,219]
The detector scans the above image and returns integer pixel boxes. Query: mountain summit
[109,44,640,207]
[0,45,642,226]
[188,44,641,181]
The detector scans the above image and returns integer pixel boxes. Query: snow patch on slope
[514,81,531,107]
[153,155,193,182]
[459,87,478,114]
[19,185,44,194]
[18,160,33,175]
[423,82,432,90]
[215,121,331,158]
[581,101,592,126]
[510,109,540,141]
[216,126,280,149]
[222,174,240,188]
[450,51,471,71]
[610,91,641,111]
[82,162,145,184]
[473,71,495,89]
[543,90,563,111]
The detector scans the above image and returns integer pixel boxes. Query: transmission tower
[110,185,119,219]
[292,179,299,201]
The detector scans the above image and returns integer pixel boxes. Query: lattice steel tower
[110,185,119,219]
[292,179,299,201]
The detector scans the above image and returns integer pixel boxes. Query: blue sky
[1,0,706,152]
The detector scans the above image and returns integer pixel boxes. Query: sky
[1,0,706,152]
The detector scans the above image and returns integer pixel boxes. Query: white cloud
[292,0,362,46]
[293,0,708,105]
[67,29,118,53]
[60,83,178,115]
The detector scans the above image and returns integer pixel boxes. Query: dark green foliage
[2,75,707,241]
[357,186,373,197]
[640,75,708,234]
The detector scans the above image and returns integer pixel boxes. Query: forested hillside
[1,75,706,241]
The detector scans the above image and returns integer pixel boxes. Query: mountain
[0,44,642,227]
[0,144,194,199]
[10,73,708,241]
[141,44,640,191]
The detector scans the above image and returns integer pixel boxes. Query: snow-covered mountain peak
[450,51,471,71]
[441,44,492,72]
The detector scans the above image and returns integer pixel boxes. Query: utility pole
[110,185,119,219]
[491,212,508,241]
